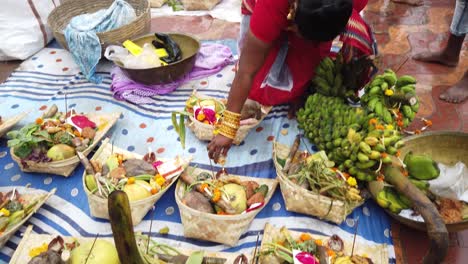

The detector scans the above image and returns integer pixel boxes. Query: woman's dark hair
[294,0,353,41]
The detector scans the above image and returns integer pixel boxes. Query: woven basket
[181,0,221,10]
[0,112,28,138]
[0,188,55,249]
[258,223,389,264]
[10,112,120,177]
[273,142,363,224]
[186,94,272,145]
[47,0,151,51]
[83,139,190,225]
[150,0,166,8]
[175,167,278,246]
[10,225,250,263]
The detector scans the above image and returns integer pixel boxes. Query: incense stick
[84,233,100,264]
[351,217,360,256]
[147,206,156,254]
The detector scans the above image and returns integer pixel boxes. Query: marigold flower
[347,177,357,187]
[73,130,81,137]
[127,177,135,184]
[342,172,350,179]
[197,113,206,122]
[315,239,323,246]
[369,118,378,125]
[327,249,336,257]
[35,118,43,125]
[155,175,165,186]
[376,124,385,130]
[396,150,401,157]
[377,175,385,182]
[423,119,433,127]
[300,233,312,241]
[397,120,404,127]
[200,183,209,192]
[386,124,394,130]
[29,243,48,258]
[381,153,388,158]
[385,89,394,96]
[151,188,158,195]
[415,129,421,134]
[212,188,221,202]
[0,208,10,216]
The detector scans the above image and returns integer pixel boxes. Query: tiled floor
[0,0,466,262]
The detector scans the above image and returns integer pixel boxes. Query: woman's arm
[226,30,273,113]
[207,30,272,162]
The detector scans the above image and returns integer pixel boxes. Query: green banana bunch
[361,70,419,129]
[297,93,406,182]
[312,54,355,99]
[404,152,440,180]
[376,187,411,214]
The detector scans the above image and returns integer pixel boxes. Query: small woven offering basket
[83,139,190,225]
[0,112,28,138]
[175,167,278,246]
[0,187,56,249]
[10,112,120,177]
[273,142,364,224]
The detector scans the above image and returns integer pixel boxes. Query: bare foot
[391,0,424,6]
[439,73,468,104]
[413,51,459,67]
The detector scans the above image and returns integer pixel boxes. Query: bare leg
[391,0,424,6]
[439,71,468,104]
[413,33,465,67]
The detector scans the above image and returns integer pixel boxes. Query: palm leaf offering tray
[0,187,56,248]
[0,112,29,138]
[172,92,271,148]
[175,166,278,246]
[258,223,388,264]
[273,141,364,224]
[10,226,249,264]
[81,139,191,225]
[7,104,120,176]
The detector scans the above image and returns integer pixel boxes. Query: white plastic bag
[0,0,58,61]
[104,44,161,69]
[429,162,468,202]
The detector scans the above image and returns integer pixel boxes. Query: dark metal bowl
[117,33,200,85]
[369,131,468,232]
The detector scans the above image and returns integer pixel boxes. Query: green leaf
[6,130,19,139]
[186,251,204,264]
[13,144,33,159]
[7,139,21,147]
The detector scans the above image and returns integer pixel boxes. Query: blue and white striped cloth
[0,40,395,263]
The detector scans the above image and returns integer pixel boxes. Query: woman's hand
[208,134,233,163]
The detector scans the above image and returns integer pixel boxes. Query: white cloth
[0,0,59,61]
[429,162,468,203]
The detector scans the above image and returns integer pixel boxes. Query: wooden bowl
[117,33,201,85]
[370,131,468,232]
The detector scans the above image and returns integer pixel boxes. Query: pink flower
[152,161,163,169]
[295,252,319,264]
[71,115,96,129]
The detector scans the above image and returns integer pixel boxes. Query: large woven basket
[273,142,363,224]
[258,223,389,264]
[10,112,120,177]
[186,94,272,145]
[83,139,190,225]
[181,0,221,10]
[0,187,55,249]
[47,0,151,51]
[0,112,28,138]
[175,167,278,246]
[10,225,250,263]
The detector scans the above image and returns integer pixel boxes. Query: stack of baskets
[48,0,151,51]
